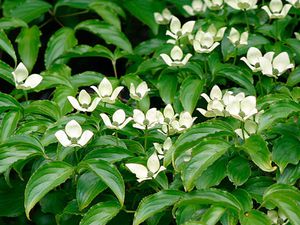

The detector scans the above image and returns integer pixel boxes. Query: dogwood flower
[241,47,274,72]
[267,210,289,225]
[91,77,123,104]
[171,111,196,132]
[166,16,195,42]
[129,81,150,101]
[225,0,258,10]
[12,62,43,90]
[160,46,192,67]
[259,52,294,78]
[234,119,257,139]
[154,8,172,24]
[262,0,292,19]
[228,28,248,47]
[204,0,224,10]
[67,90,100,112]
[183,0,207,16]
[287,0,300,8]
[153,137,172,159]
[55,120,93,147]
[193,25,226,53]
[158,104,178,125]
[100,109,132,130]
[133,108,160,130]
[125,152,166,182]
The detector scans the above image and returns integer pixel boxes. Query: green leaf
[263,184,300,225]
[71,71,104,88]
[287,66,300,86]
[277,164,300,185]
[0,92,21,113]
[24,161,74,219]
[53,86,77,116]
[0,60,14,84]
[9,0,52,23]
[227,156,251,186]
[44,27,78,69]
[157,70,178,104]
[80,200,121,225]
[77,172,107,211]
[76,19,132,53]
[242,135,277,172]
[122,0,161,34]
[0,17,27,30]
[0,110,22,143]
[232,189,253,213]
[200,206,226,225]
[181,139,231,191]
[83,147,133,163]
[0,135,44,174]
[54,0,92,10]
[240,210,272,225]
[180,77,204,114]
[81,159,125,205]
[16,26,41,72]
[272,135,300,173]
[0,30,17,64]
[133,190,183,225]
[24,100,62,121]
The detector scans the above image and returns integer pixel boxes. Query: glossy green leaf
[76,19,132,53]
[181,139,231,191]
[0,30,16,64]
[0,17,27,29]
[0,110,22,142]
[264,184,300,225]
[44,27,78,69]
[24,161,73,219]
[242,135,277,172]
[54,0,91,10]
[71,71,104,88]
[180,77,204,114]
[80,200,121,225]
[277,164,300,185]
[83,147,133,163]
[24,100,61,121]
[287,66,300,86]
[240,210,272,225]
[200,206,226,225]
[77,172,107,211]
[81,159,125,205]
[0,60,14,84]
[157,71,178,104]
[16,25,41,72]
[133,190,184,225]
[227,156,251,186]
[0,93,21,113]
[52,86,77,116]
[232,189,253,213]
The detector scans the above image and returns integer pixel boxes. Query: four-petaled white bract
[129,81,150,101]
[154,8,172,25]
[166,16,195,43]
[133,108,160,130]
[183,0,207,16]
[204,0,224,10]
[157,104,178,125]
[91,77,123,104]
[259,52,294,78]
[225,0,257,10]
[67,90,101,112]
[171,111,197,132]
[262,0,292,19]
[241,47,266,72]
[234,119,257,139]
[160,45,192,67]
[12,62,43,90]
[153,137,172,159]
[287,0,300,8]
[55,120,93,147]
[125,152,166,183]
[100,109,132,130]
[228,28,248,47]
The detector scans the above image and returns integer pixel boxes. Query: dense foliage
[0,0,300,224]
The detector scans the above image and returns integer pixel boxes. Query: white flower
[267,210,289,225]
[228,28,248,47]
[55,120,93,147]
[193,25,226,53]
[166,16,195,42]
[287,0,300,8]
[225,0,258,10]
[129,81,150,101]
[259,52,294,78]
[153,137,172,159]
[241,47,265,72]
[204,0,224,10]
[160,46,192,67]
[125,152,166,182]
[91,77,123,104]
[171,111,196,132]
[154,8,172,24]
[234,119,257,139]
[183,0,207,16]
[12,62,43,90]
[133,108,160,130]
[262,0,292,19]
[197,85,225,117]
[158,104,178,135]
[100,109,132,130]
[67,90,100,112]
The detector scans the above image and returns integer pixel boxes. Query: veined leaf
[0,92,22,113]
[83,147,134,163]
[0,17,27,30]
[200,206,226,225]
[0,60,14,84]
[157,70,178,104]
[0,30,17,64]
[24,100,61,121]
[24,161,74,219]
[240,210,272,225]
[0,110,22,143]
[54,0,92,10]
[227,156,251,186]
[133,190,184,225]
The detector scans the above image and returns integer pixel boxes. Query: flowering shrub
[0,0,300,225]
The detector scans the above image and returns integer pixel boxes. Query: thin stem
[244,10,250,32]
[233,48,238,65]
[115,131,119,146]
[58,10,89,18]
[112,60,118,78]
[23,90,28,104]
[39,18,53,29]
[241,122,246,141]
[144,127,148,150]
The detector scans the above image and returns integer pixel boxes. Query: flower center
[147,171,154,177]
[238,2,250,9]
[81,103,89,109]
[273,68,279,76]
[70,137,78,144]
[143,119,150,126]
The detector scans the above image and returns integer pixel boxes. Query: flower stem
[241,122,246,141]
[244,10,250,32]
[115,131,119,146]
[112,60,118,78]
[233,48,238,65]
[144,127,148,150]
[23,90,28,104]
